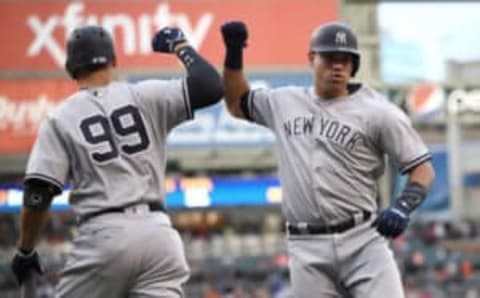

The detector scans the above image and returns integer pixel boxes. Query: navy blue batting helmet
[309,22,360,77]
[65,25,116,79]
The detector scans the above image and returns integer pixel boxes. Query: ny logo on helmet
[335,31,347,45]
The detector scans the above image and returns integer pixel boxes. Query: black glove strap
[395,181,427,214]
[224,46,243,70]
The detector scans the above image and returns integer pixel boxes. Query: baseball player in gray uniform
[220,21,435,298]
[10,25,223,297]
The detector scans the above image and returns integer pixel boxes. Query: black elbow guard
[23,179,61,210]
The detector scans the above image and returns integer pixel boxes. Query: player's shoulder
[354,83,408,120]
[50,81,131,116]
[269,85,308,95]
[353,84,396,109]
[36,93,76,133]
[254,85,311,102]
[351,84,382,101]
[47,91,83,121]
[129,78,184,102]
[131,77,181,90]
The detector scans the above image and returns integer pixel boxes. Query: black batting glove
[11,248,44,285]
[372,182,427,238]
[371,205,410,238]
[151,27,187,53]
[221,21,248,49]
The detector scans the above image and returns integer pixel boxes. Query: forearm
[395,161,435,213]
[223,68,250,117]
[220,21,250,118]
[18,207,50,251]
[174,43,224,110]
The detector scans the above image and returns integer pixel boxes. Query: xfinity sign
[26,2,214,67]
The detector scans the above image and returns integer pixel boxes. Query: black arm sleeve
[176,46,224,110]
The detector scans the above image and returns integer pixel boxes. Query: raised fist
[152,27,187,53]
[221,21,248,49]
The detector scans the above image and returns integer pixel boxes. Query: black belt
[77,201,166,225]
[287,211,371,235]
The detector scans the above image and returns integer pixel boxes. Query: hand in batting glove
[221,21,248,49]
[371,202,410,238]
[151,27,187,53]
[372,182,427,238]
[11,248,44,285]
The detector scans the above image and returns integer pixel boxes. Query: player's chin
[327,75,347,85]
[325,79,347,90]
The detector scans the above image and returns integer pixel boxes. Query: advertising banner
[0,79,76,153]
[0,0,338,72]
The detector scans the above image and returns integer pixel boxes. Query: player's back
[48,80,185,215]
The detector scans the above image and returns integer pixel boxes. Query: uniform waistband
[76,201,166,225]
[287,211,371,235]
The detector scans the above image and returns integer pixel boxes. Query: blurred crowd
[394,219,480,298]
[0,212,480,298]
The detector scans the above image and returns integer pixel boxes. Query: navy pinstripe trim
[247,91,255,121]
[25,173,63,190]
[400,153,432,174]
[182,78,193,119]
[240,91,253,121]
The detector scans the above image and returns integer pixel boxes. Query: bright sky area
[378,2,480,82]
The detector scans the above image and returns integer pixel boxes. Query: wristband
[224,47,243,70]
[395,182,427,214]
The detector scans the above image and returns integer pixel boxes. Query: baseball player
[220,21,435,298]
[10,25,223,297]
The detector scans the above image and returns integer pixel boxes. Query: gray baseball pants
[287,219,405,298]
[55,211,190,298]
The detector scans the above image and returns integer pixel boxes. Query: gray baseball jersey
[26,79,192,215]
[244,84,430,224]
[26,79,192,298]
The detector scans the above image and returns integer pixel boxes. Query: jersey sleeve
[243,88,276,128]
[25,118,69,190]
[133,78,193,131]
[377,102,431,174]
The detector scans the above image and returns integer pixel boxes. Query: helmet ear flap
[65,60,76,79]
[351,54,360,77]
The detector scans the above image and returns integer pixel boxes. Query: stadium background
[1,0,480,297]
